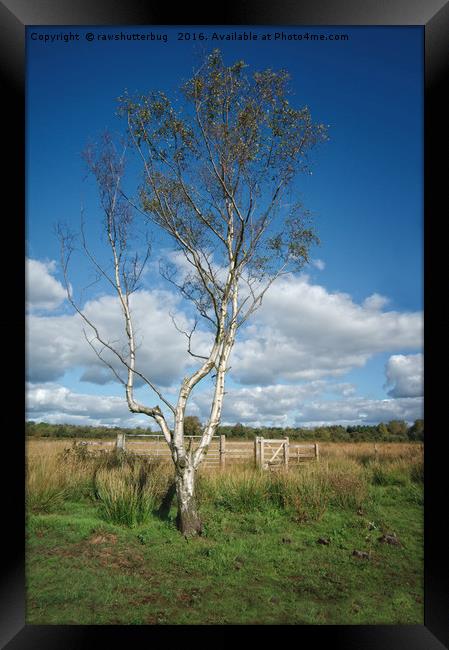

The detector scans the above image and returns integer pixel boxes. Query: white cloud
[26,289,213,386]
[26,372,423,430]
[26,383,152,428]
[294,396,423,427]
[188,382,423,427]
[384,353,423,398]
[231,275,422,384]
[26,258,66,311]
[362,293,390,311]
[25,378,423,430]
[25,259,424,429]
[311,258,326,271]
[191,381,329,427]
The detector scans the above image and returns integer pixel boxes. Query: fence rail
[116,433,225,467]
[77,434,319,470]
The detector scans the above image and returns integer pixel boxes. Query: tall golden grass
[26,445,94,512]
[26,438,423,460]
[26,439,423,523]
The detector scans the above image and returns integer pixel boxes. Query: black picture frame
[2,1,448,647]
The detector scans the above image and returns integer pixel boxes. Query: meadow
[26,439,424,625]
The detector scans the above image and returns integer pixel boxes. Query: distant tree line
[216,418,423,442]
[25,422,151,439]
[26,417,423,442]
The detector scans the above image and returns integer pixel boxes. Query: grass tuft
[94,457,171,527]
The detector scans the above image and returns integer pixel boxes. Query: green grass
[26,470,423,624]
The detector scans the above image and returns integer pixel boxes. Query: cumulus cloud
[231,275,422,384]
[294,396,423,427]
[188,381,398,428]
[311,258,326,271]
[191,381,329,427]
[25,257,424,428]
[26,289,213,386]
[362,293,390,311]
[26,383,149,427]
[26,258,66,311]
[25,378,423,429]
[384,353,423,398]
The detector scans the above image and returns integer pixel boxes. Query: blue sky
[26,26,424,428]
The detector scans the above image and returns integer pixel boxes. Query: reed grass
[93,455,172,527]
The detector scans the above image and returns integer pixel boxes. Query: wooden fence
[117,433,225,468]
[77,434,318,470]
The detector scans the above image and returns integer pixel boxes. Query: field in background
[26,437,422,460]
[26,439,423,625]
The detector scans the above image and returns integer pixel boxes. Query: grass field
[26,439,423,625]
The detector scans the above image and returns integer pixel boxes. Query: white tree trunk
[174,460,202,536]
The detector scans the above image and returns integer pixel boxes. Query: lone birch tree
[59,50,327,536]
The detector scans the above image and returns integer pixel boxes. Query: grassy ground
[26,440,423,625]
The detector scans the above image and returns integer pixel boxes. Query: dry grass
[321,458,368,509]
[26,453,68,512]
[318,441,423,463]
[26,439,423,523]
[26,447,93,512]
[26,438,423,461]
[198,459,370,521]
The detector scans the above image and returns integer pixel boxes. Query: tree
[377,422,390,440]
[231,422,246,438]
[387,420,409,438]
[183,415,202,436]
[59,50,327,536]
[408,419,424,441]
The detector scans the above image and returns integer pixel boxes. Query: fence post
[220,434,226,469]
[254,436,259,468]
[315,442,319,461]
[260,436,265,470]
[284,437,289,471]
[116,432,125,451]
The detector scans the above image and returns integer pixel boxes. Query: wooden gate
[255,437,319,470]
[255,437,289,470]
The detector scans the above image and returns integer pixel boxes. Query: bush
[287,472,330,522]
[26,441,422,527]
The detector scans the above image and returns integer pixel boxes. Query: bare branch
[82,328,127,386]
[169,313,209,361]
